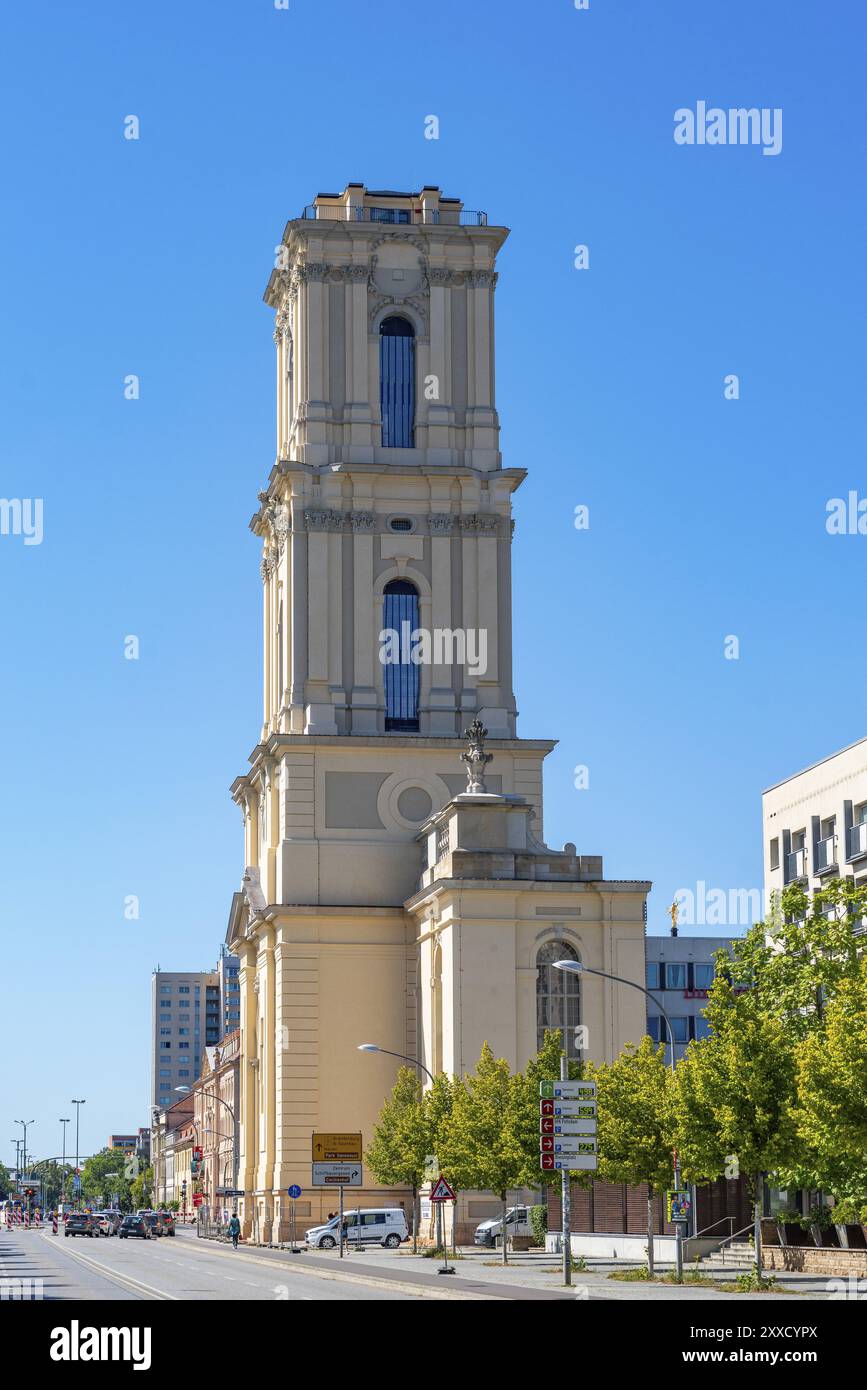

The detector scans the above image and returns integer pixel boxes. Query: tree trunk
[501,1193,508,1265]
[754,1173,763,1276]
[412,1183,418,1255]
[647,1185,655,1276]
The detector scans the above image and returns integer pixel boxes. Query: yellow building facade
[227,186,650,1241]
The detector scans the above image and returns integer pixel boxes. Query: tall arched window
[383,578,420,730]
[536,940,581,1057]
[379,316,415,447]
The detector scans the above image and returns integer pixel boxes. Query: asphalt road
[0,1226,437,1301]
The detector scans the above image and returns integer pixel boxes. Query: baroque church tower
[228,187,650,1241]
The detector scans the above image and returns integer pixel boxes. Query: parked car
[305,1208,409,1250]
[474,1206,532,1248]
[119,1215,152,1240]
[65,1213,99,1238]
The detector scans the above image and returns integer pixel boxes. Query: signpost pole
[560,1055,572,1288]
[338,1183,344,1259]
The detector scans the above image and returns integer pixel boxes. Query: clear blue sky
[2,0,865,1163]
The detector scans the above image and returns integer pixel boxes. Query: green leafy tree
[365,1066,432,1252]
[438,1043,526,1265]
[130,1166,153,1211]
[30,1159,72,1210]
[728,880,867,1040]
[0,1162,11,1198]
[791,955,867,1203]
[595,1037,675,1274]
[80,1149,134,1211]
[673,977,799,1273]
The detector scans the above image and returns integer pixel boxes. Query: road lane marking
[167,1233,494,1300]
[39,1233,178,1301]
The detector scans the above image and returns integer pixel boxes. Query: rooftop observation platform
[287,183,490,230]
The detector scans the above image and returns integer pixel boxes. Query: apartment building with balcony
[763,736,867,902]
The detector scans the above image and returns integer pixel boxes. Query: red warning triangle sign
[429,1175,456,1202]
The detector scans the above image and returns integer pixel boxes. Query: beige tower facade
[228,186,650,1241]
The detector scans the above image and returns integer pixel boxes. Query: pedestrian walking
[227,1212,241,1250]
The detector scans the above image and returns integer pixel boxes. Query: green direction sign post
[540,1080,598,1175]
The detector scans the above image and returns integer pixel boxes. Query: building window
[159,1069,171,1078]
[536,940,581,1057]
[769,837,779,871]
[647,1016,661,1042]
[646,962,659,991]
[664,962,688,991]
[389,516,414,532]
[694,962,715,990]
[383,579,420,730]
[695,1016,712,1040]
[671,1017,689,1044]
[160,986,171,994]
[179,985,190,994]
[380,316,415,447]
[370,206,410,224]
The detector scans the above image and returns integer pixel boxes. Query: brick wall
[547,1175,752,1236]
[763,1246,867,1278]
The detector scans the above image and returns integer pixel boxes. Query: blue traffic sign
[287,1185,302,1199]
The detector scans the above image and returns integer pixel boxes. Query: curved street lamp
[357,1044,435,1085]
[552,959,686,1280]
[176,1086,239,1204]
[357,1045,437,1256]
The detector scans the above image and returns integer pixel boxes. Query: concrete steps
[696,1240,756,1272]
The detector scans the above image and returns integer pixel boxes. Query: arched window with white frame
[536,940,581,1057]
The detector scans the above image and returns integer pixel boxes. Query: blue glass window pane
[383,580,419,729]
[380,317,415,447]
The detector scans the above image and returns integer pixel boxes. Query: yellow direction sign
[312,1132,363,1162]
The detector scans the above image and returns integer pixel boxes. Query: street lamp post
[553,960,686,1281]
[357,1044,436,1257]
[15,1120,35,1177]
[176,1087,239,1219]
[71,1100,85,1209]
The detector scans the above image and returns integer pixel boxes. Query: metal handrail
[688,1220,755,1264]
[299,204,488,227]
[688,1215,735,1243]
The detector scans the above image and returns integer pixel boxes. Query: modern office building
[763,736,867,901]
[217,944,240,1037]
[645,933,737,1062]
[151,970,222,1109]
[107,1134,138,1154]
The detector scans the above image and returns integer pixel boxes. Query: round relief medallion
[396,786,433,824]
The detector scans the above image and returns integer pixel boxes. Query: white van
[474,1205,532,1247]
[305,1207,409,1250]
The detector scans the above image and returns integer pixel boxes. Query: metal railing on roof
[299,204,488,226]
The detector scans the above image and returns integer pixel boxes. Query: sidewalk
[176,1229,834,1301]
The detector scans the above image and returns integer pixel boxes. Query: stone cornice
[249,465,528,534]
